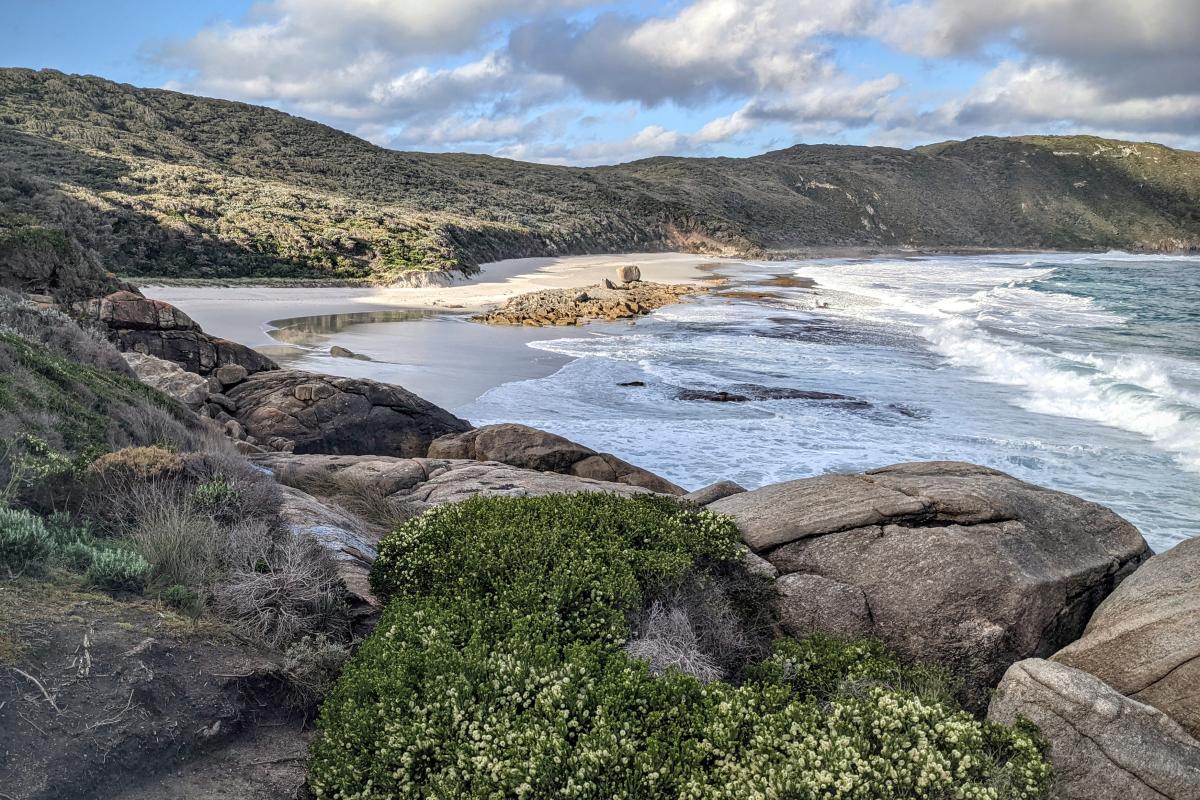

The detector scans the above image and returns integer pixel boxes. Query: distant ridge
[2,67,1198,282]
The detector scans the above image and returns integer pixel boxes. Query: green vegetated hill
[1,67,1198,283]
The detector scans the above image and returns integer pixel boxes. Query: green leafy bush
[0,506,52,575]
[161,583,201,614]
[86,547,150,593]
[58,540,96,572]
[311,495,1052,800]
[191,478,236,514]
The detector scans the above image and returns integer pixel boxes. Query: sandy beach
[143,252,740,410]
[143,252,732,347]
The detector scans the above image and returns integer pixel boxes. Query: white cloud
[508,0,880,106]
[150,0,1200,162]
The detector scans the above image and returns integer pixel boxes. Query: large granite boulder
[988,659,1200,800]
[228,371,471,458]
[80,291,276,376]
[85,290,198,331]
[1053,536,1200,738]
[428,423,684,495]
[709,461,1151,709]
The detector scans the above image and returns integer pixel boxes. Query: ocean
[457,252,1200,552]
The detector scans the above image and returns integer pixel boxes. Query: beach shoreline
[142,252,745,410]
[141,252,733,344]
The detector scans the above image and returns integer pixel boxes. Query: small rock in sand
[331,345,372,361]
[616,264,642,283]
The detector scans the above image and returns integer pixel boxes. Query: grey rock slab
[1054,536,1200,738]
[989,659,1200,800]
[708,473,927,550]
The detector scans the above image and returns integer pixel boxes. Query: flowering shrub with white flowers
[310,493,1052,799]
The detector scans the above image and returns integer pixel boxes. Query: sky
[2,0,1198,165]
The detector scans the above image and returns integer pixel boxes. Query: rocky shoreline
[473,264,704,326]
[3,274,1199,800]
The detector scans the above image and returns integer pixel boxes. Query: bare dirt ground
[0,575,310,800]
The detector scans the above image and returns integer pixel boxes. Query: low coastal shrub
[160,583,201,614]
[86,548,150,593]
[87,445,185,485]
[283,633,353,708]
[0,506,52,576]
[310,494,1052,800]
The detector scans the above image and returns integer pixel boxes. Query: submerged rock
[330,345,371,361]
[988,659,1200,800]
[428,423,684,495]
[710,461,1151,709]
[227,370,471,458]
[675,384,866,405]
[676,389,752,402]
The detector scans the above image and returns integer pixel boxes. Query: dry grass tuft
[213,533,348,649]
[625,601,725,683]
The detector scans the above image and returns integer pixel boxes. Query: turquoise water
[461,252,1200,551]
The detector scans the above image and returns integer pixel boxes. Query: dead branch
[80,689,136,733]
[11,667,63,714]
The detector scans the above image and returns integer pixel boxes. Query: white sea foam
[791,257,1199,472]
[460,252,1200,550]
[923,317,1200,472]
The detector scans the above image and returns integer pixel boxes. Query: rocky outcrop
[427,423,684,495]
[256,452,655,503]
[258,452,655,521]
[397,460,655,508]
[122,352,210,408]
[988,659,1200,800]
[227,370,471,458]
[473,281,700,326]
[79,291,277,376]
[1053,536,1200,738]
[118,353,268,450]
[709,461,1151,709]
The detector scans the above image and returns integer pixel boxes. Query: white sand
[143,252,734,346]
